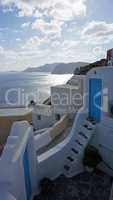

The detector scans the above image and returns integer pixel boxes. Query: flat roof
[0,107,32,117]
[51,84,80,89]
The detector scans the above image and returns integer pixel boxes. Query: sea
[0,72,72,107]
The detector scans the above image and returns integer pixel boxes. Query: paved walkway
[34,171,111,200]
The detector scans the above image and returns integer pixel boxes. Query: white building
[1,67,113,199]
[32,75,86,129]
[51,75,86,116]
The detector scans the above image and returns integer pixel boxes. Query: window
[37,115,41,120]
[55,114,61,121]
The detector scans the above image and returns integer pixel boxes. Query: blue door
[89,79,102,122]
[23,147,32,200]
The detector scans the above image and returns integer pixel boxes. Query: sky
[0,0,113,71]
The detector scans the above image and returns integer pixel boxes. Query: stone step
[67,156,74,162]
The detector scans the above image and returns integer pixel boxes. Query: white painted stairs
[63,118,97,177]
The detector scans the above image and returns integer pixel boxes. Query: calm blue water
[0,72,72,107]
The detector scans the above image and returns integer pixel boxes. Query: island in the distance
[24,62,88,74]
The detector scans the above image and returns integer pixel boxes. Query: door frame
[89,78,102,122]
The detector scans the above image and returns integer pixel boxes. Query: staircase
[63,118,96,177]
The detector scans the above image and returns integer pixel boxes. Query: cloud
[0,37,104,71]
[1,1,110,71]
[32,18,62,38]
[82,21,113,44]
[17,1,34,17]
[22,36,43,50]
[21,22,31,28]
[92,46,106,58]
[62,40,79,49]
[32,0,87,19]
[0,0,35,16]
[0,0,87,20]
[49,0,87,21]
[0,44,51,71]
[0,0,88,45]
[16,38,21,42]
[0,46,4,54]
[51,40,60,47]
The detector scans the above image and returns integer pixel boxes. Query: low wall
[49,114,69,140]
[0,113,32,145]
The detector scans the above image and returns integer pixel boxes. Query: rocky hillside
[74,59,107,75]
[52,62,88,74]
[24,62,88,74]
[24,63,58,73]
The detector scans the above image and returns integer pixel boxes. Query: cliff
[24,62,88,74]
[74,59,107,75]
